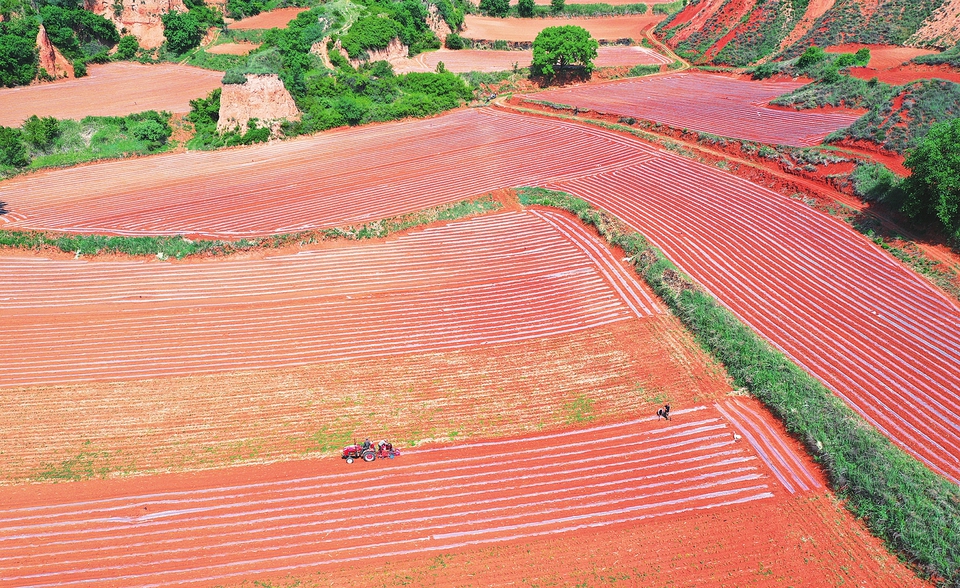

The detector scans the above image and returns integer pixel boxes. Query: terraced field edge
[516,186,960,586]
[0,194,502,259]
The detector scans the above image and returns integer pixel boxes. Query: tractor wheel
[362,450,376,462]
[346,457,354,464]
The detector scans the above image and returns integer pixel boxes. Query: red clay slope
[0,209,660,388]
[0,404,922,588]
[525,72,864,146]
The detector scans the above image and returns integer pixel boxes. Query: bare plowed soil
[206,42,260,55]
[462,14,665,42]
[0,63,223,126]
[524,72,863,146]
[227,7,306,30]
[393,45,671,73]
[0,403,924,587]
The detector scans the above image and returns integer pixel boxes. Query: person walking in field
[657,404,671,421]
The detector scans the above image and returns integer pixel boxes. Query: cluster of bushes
[754,45,871,81]
[479,0,645,18]
[335,0,443,59]
[39,0,119,71]
[0,111,172,176]
[0,17,39,87]
[290,62,472,133]
[516,186,960,585]
[0,0,131,84]
[162,0,224,55]
[830,79,960,152]
[913,43,960,68]
[846,117,960,244]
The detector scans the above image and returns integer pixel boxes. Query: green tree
[550,0,564,14]
[162,10,204,55]
[479,0,509,17]
[517,0,535,17]
[531,25,598,78]
[0,19,39,87]
[901,118,960,240]
[0,125,29,168]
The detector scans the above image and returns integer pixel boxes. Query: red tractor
[342,440,401,464]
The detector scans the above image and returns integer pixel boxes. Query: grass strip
[517,185,960,586]
[0,195,501,260]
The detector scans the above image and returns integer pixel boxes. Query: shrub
[752,62,777,79]
[22,115,60,152]
[0,125,28,168]
[445,32,466,50]
[627,64,659,77]
[112,34,140,60]
[129,118,168,148]
[550,0,564,13]
[221,69,248,84]
[851,162,901,202]
[796,45,826,69]
[517,0,534,17]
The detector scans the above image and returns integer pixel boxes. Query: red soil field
[542,146,960,484]
[0,109,658,238]
[0,313,732,481]
[848,64,960,85]
[205,41,260,55]
[393,45,671,73]
[462,14,665,42]
[525,72,864,146]
[227,7,306,30]
[2,104,957,484]
[0,63,223,127]
[0,403,923,587]
[0,210,661,389]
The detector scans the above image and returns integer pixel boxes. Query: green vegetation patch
[913,43,960,68]
[0,111,173,178]
[516,185,960,585]
[0,194,502,259]
[828,79,960,153]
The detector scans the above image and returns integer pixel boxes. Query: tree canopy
[531,25,598,78]
[901,117,960,241]
[478,0,508,17]
[162,10,205,55]
[0,18,38,87]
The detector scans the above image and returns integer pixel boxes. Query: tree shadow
[0,201,7,216]
[529,67,592,89]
